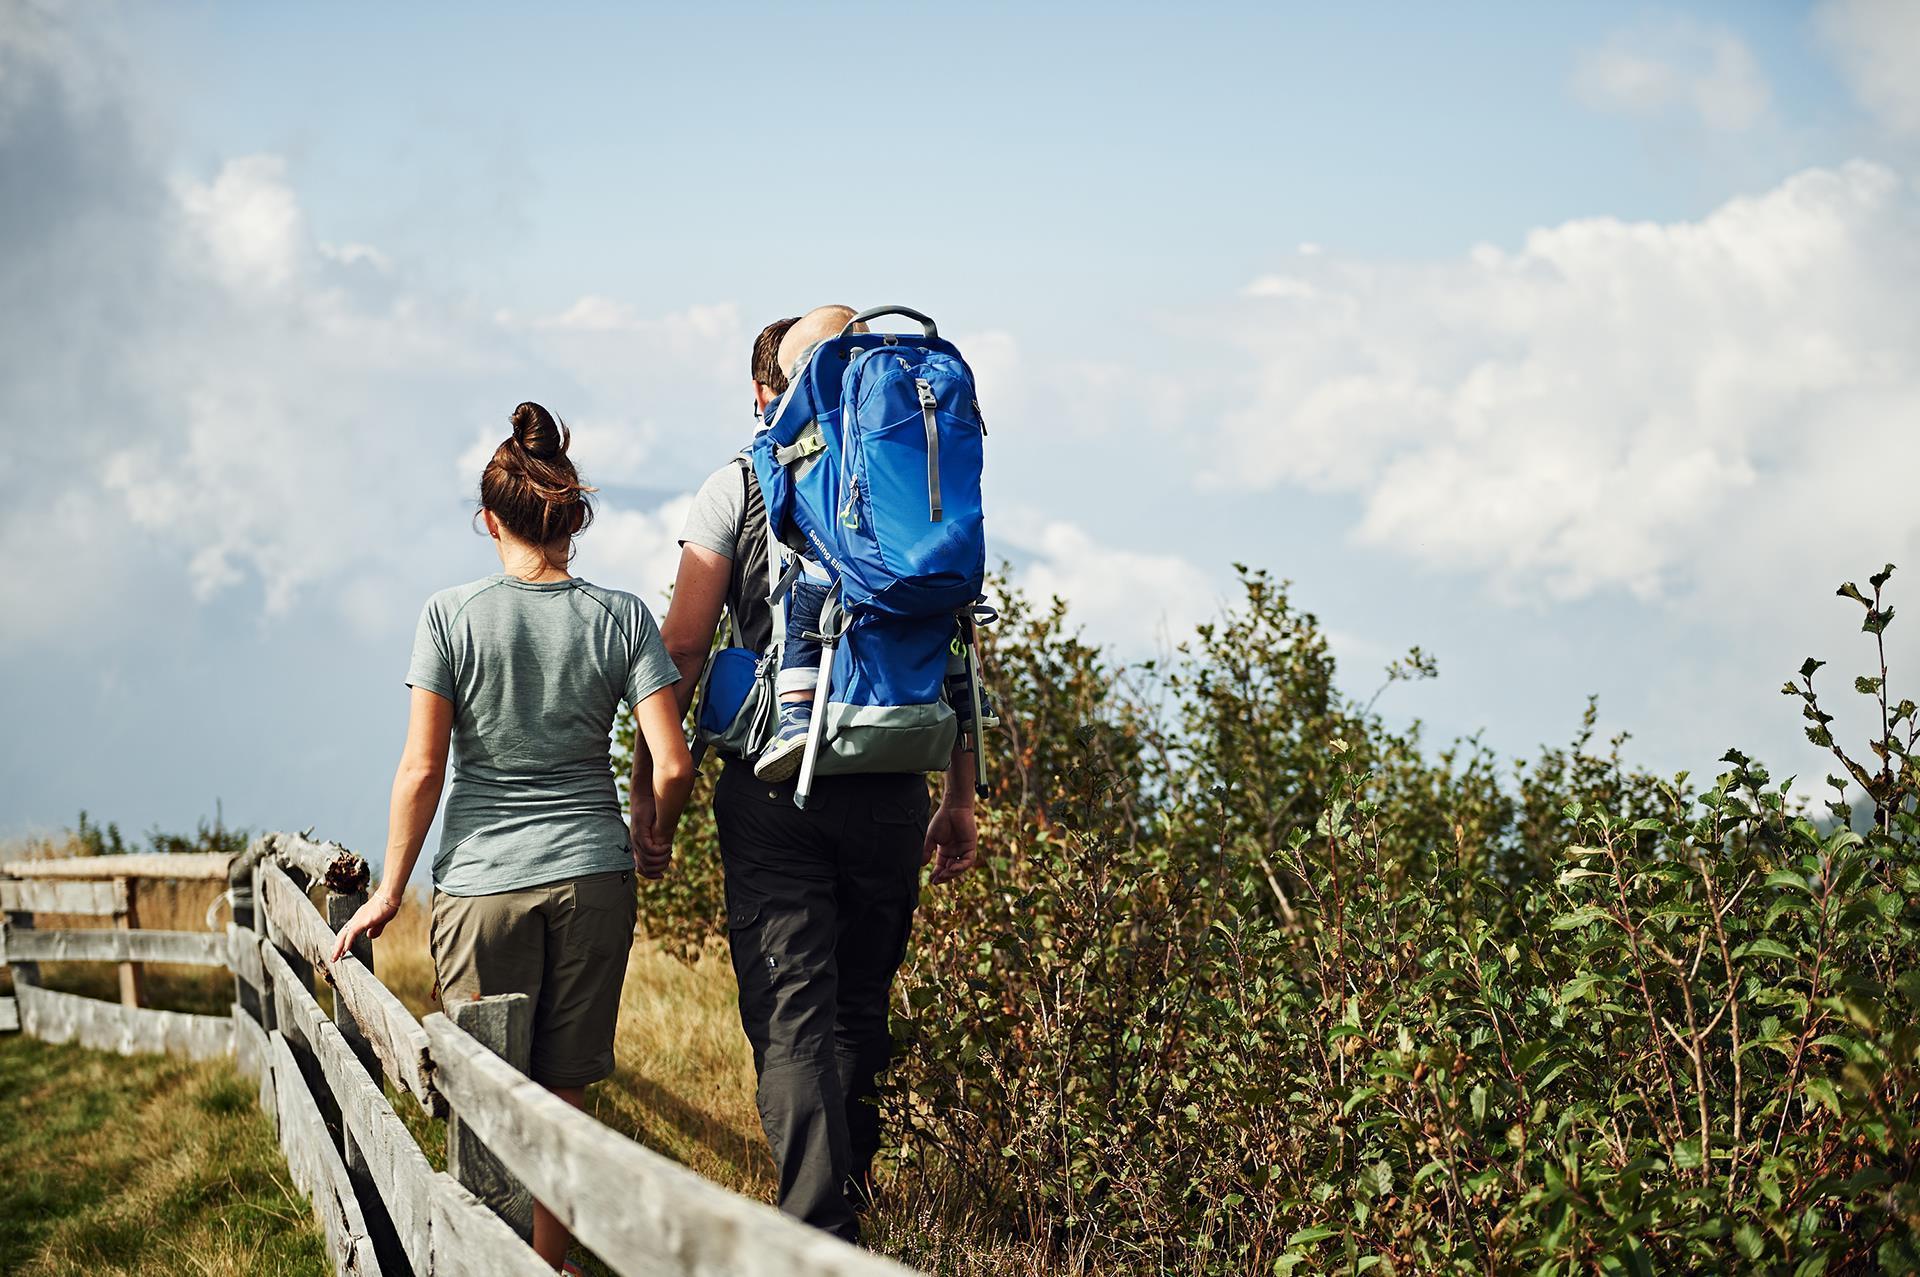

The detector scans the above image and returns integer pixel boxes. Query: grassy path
[0,1033,329,1277]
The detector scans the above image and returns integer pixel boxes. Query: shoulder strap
[747,454,789,658]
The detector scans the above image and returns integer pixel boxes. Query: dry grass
[2,835,1084,1274]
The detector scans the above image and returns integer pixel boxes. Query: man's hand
[923,803,979,886]
[328,890,402,964]
[629,789,662,877]
[635,819,675,880]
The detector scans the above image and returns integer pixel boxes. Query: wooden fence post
[326,883,379,1196]
[325,887,379,1080]
[230,851,261,1024]
[3,875,39,991]
[113,875,145,1009]
[447,993,534,1241]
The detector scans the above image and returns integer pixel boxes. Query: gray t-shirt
[680,460,775,652]
[406,575,680,896]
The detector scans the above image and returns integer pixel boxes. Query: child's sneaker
[945,673,1001,730]
[754,702,814,781]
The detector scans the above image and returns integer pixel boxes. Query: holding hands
[629,788,678,880]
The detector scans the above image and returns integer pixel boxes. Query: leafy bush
[628,567,1920,1274]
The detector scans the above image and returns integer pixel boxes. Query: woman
[331,402,693,1271]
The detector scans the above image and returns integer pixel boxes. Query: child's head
[775,304,867,383]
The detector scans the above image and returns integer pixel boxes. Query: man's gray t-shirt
[680,460,774,652]
[406,575,680,896]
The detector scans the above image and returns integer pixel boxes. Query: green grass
[0,1032,329,1277]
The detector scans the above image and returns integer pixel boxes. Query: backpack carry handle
[841,305,938,340]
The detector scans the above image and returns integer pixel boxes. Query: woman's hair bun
[511,401,566,461]
[480,401,595,548]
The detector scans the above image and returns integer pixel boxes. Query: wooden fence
[1,834,917,1277]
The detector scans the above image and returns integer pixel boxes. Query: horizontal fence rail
[1,852,235,881]
[2,833,923,1277]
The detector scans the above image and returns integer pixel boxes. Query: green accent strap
[773,423,826,467]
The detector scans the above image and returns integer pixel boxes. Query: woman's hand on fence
[328,890,402,964]
[923,803,979,886]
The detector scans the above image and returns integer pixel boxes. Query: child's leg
[757,576,829,781]
[777,579,829,706]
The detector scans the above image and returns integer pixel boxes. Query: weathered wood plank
[429,1175,553,1277]
[268,1029,384,1276]
[259,864,435,1107]
[0,996,17,1033]
[262,936,437,1275]
[6,927,229,966]
[266,832,371,895]
[423,1013,918,1277]
[15,984,230,1061]
[0,852,235,881]
[0,878,121,916]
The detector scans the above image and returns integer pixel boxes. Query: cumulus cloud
[1572,20,1770,131]
[1208,161,1920,606]
[0,8,743,645]
[1817,0,1920,138]
[998,515,1220,652]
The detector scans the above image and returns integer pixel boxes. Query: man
[634,304,981,1242]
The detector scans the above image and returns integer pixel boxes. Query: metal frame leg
[795,638,837,810]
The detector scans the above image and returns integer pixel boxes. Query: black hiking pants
[712,760,929,1243]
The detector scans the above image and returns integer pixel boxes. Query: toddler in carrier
[753,570,996,781]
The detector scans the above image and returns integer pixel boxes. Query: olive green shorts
[430,868,637,1088]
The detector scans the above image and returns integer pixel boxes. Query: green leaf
[1559,975,1603,1004]
[1285,1225,1339,1247]
[1803,1076,1843,1117]
[1764,868,1811,893]
[1733,938,1796,962]
[1837,582,1868,606]
[1672,1137,1703,1170]
[1864,606,1894,635]
[1734,1223,1765,1261]
[1799,657,1826,679]
[1870,563,1895,589]
[1535,1059,1577,1091]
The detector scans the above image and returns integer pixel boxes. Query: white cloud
[175,154,307,291]
[1817,0,1920,138]
[1572,20,1770,131]
[0,12,747,645]
[579,495,697,611]
[1243,274,1318,300]
[999,516,1220,653]
[1209,161,1920,607]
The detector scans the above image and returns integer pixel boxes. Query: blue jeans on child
[776,579,830,698]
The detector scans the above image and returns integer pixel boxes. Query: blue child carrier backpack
[695,305,992,808]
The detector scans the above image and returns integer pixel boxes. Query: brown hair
[479,402,596,547]
[753,316,800,394]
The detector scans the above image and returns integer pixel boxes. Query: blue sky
[3,0,1917,860]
